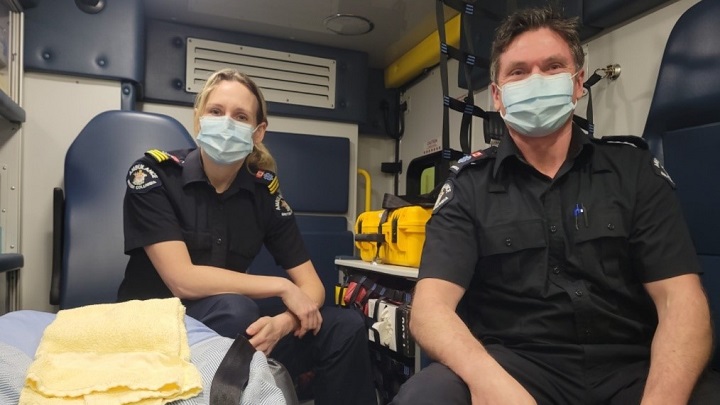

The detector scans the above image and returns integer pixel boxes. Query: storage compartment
[368,298,414,358]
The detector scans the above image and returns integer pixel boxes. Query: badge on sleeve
[274,194,294,217]
[651,157,676,189]
[432,181,454,214]
[126,163,161,192]
[255,170,280,194]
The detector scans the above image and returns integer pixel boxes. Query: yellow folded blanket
[19,298,202,405]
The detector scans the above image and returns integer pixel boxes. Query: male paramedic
[392,6,720,405]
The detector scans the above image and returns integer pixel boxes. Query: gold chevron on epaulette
[145,149,170,162]
[268,176,280,194]
[145,149,180,165]
[254,169,280,194]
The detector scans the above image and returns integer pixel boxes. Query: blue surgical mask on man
[196,116,256,165]
[499,72,578,137]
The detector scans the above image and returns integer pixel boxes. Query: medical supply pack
[354,194,432,268]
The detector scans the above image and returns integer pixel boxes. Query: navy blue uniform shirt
[118,148,308,301]
[421,127,700,350]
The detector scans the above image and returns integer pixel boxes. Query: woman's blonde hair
[193,68,276,172]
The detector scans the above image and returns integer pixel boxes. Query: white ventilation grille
[186,38,336,109]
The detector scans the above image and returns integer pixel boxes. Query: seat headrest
[643,0,720,160]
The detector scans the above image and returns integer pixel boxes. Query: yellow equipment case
[354,196,432,268]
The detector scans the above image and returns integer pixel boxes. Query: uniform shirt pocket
[574,206,629,243]
[477,219,547,284]
[573,205,631,281]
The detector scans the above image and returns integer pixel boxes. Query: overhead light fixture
[324,14,374,36]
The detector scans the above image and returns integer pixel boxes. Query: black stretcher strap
[210,335,256,404]
[347,274,413,306]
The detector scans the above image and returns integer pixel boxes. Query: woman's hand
[246,314,294,355]
[281,284,323,337]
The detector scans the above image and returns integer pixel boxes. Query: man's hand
[468,370,537,405]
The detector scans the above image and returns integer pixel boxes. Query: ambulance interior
[0,0,718,402]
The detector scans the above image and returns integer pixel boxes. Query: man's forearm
[642,291,713,403]
[412,302,508,388]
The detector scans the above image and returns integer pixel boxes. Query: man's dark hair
[490,7,584,82]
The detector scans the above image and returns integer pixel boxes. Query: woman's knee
[186,294,260,338]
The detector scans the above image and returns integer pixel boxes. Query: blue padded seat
[641,0,720,369]
[53,111,196,309]
[249,215,354,309]
[262,131,350,214]
[249,132,354,308]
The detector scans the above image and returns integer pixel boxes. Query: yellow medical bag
[354,206,432,267]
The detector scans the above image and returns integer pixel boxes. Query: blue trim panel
[24,0,144,83]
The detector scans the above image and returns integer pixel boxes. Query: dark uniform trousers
[391,344,720,405]
[184,293,378,405]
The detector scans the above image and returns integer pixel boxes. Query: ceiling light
[324,14,374,36]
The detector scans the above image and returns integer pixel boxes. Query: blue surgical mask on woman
[196,116,256,165]
[499,72,578,137]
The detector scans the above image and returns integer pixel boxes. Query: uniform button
[505,238,512,246]
[552,266,560,275]
[216,238,223,245]
[607,223,615,230]
[575,290,583,297]
[585,329,591,335]
[549,225,557,233]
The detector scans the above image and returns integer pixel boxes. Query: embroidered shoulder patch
[126,163,161,192]
[450,148,493,174]
[274,194,294,217]
[145,149,181,165]
[432,180,454,214]
[254,170,280,194]
[651,157,676,189]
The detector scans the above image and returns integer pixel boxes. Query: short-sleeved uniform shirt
[421,127,700,351]
[118,148,309,301]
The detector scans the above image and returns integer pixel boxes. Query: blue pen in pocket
[574,203,588,230]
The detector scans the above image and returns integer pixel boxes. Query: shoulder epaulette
[449,146,496,175]
[144,149,182,164]
[593,136,648,150]
[253,169,280,194]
